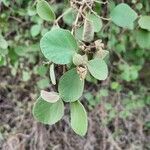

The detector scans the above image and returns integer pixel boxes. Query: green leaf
[73,53,88,66]
[0,35,8,49]
[49,63,56,85]
[70,100,88,136]
[36,0,55,21]
[37,65,48,76]
[33,97,64,124]
[40,28,78,64]
[87,13,103,32]
[136,3,143,10]
[138,16,150,31]
[63,8,77,26]
[95,50,109,59]
[15,46,27,56]
[111,82,120,90]
[0,48,8,56]
[22,71,31,81]
[41,28,49,36]
[110,3,138,29]
[119,64,139,81]
[87,58,108,80]
[135,29,150,49]
[14,44,40,57]
[40,90,60,103]
[37,78,50,89]
[30,24,41,37]
[0,56,5,66]
[58,68,84,102]
[75,26,83,41]
[28,5,37,16]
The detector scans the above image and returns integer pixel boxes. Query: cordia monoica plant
[33,0,150,136]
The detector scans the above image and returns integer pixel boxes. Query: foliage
[40,28,78,64]
[0,0,149,137]
[110,3,138,29]
[36,0,55,21]
[87,58,108,80]
[70,100,88,136]
[58,68,85,102]
[33,97,64,125]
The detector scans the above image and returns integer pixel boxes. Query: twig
[105,127,122,150]
[54,8,72,25]
[94,0,109,5]
[85,2,110,21]
[71,0,86,34]
[9,16,22,23]
[113,50,129,65]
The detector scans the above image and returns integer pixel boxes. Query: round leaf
[40,90,60,103]
[110,3,138,29]
[87,58,108,80]
[36,0,55,21]
[73,53,84,66]
[58,68,84,102]
[70,100,88,136]
[138,16,150,31]
[22,71,31,81]
[135,29,150,49]
[0,35,8,49]
[73,53,88,66]
[27,5,36,16]
[87,13,103,32]
[40,28,78,64]
[37,78,50,89]
[63,8,77,26]
[30,24,41,37]
[0,49,8,57]
[33,97,64,125]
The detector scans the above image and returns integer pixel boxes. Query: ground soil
[0,67,150,150]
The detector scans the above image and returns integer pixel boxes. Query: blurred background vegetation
[0,0,150,150]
